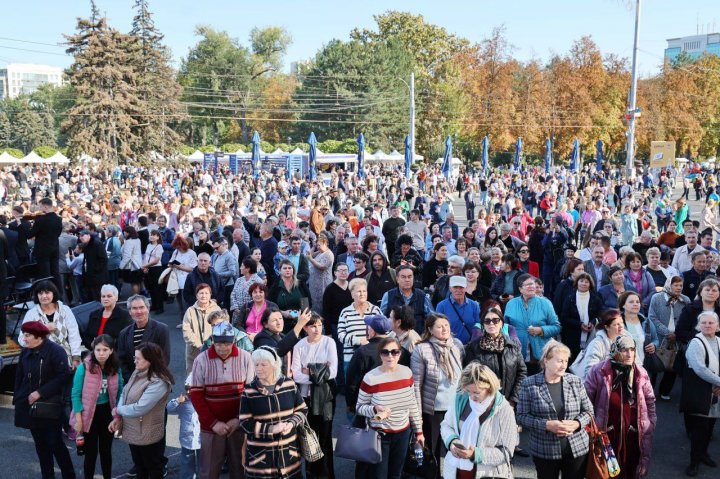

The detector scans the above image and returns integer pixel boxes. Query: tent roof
[22,151,45,163]
[0,152,18,163]
[271,148,288,155]
[187,150,204,161]
[435,157,462,165]
[78,153,99,162]
[47,151,69,163]
[290,148,305,155]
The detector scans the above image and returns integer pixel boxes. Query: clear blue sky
[1,0,719,77]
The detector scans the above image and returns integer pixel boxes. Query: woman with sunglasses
[516,245,539,278]
[464,307,526,408]
[356,336,424,479]
[410,313,464,475]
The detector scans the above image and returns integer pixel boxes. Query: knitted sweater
[189,345,255,432]
[356,364,423,436]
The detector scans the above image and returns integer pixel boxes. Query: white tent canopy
[290,148,305,155]
[21,151,45,163]
[47,151,70,164]
[435,157,462,165]
[77,153,99,163]
[271,148,288,155]
[187,150,204,162]
[0,152,19,163]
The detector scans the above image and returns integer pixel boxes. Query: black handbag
[28,358,64,421]
[642,352,666,375]
[335,424,382,464]
[680,338,715,415]
[403,444,438,479]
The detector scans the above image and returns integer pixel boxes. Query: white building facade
[0,63,64,100]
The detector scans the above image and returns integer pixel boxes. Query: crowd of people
[4,159,720,479]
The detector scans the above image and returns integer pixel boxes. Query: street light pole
[625,0,641,179]
[410,72,415,165]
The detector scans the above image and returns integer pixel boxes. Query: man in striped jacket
[190,322,254,479]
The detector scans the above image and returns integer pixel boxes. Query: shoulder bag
[28,359,65,421]
[585,416,620,479]
[296,412,324,463]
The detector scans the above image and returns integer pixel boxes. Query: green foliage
[0,98,57,151]
[318,139,342,153]
[292,143,309,152]
[1,148,24,158]
[179,145,195,155]
[199,145,217,153]
[259,140,274,152]
[221,143,244,152]
[34,146,58,158]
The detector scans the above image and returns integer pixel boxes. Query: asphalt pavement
[0,181,717,478]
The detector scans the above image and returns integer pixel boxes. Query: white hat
[449,276,467,288]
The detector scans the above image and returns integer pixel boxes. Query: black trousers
[533,453,587,479]
[30,423,76,479]
[37,254,61,290]
[145,266,164,312]
[422,411,446,478]
[83,403,114,479]
[686,414,716,465]
[307,413,335,479]
[130,439,165,479]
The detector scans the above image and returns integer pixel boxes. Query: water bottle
[76,434,85,456]
[414,443,424,466]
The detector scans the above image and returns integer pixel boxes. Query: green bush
[34,146,57,158]
[221,143,244,153]
[293,143,310,152]
[1,148,24,158]
[179,145,195,155]
[199,145,217,153]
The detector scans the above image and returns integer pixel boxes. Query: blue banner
[229,154,238,175]
[203,153,213,170]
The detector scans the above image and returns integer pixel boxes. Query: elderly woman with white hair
[239,346,308,479]
[82,284,132,350]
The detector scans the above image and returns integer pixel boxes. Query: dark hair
[618,290,641,311]
[136,342,175,385]
[375,336,401,362]
[624,252,643,269]
[261,305,282,326]
[397,234,413,247]
[195,283,212,295]
[138,216,148,227]
[305,312,323,327]
[463,260,481,274]
[516,273,535,289]
[362,234,378,251]
[390,305,415,332]
[484,226,499,247]
[369,251,388,272]
[278,259,296,275]
[563,258,584,278]
[573,272,596,292]
[39,197,53,207]
[353,252,369,263]
[597,309,622,331]
[123,226,139,239]
[433,241,446,253]
[33,280,60,304]
[87,334,120,376]
[242,257,257,274]
[248,282,267,296]
[501,253,518,270]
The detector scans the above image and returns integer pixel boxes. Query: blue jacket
[166,396,201,450]
[598,283,637,310]
[504,296,561,362]
[436,296,480,344]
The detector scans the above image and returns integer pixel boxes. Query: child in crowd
[167,375,201,479]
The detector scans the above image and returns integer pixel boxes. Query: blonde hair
[540,339,571,369]
[458,361,500,397]
[349,277,368,293]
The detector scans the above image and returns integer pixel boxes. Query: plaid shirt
[516,372,594,460]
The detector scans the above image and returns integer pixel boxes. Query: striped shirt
[356,365,423,436]
[189,345,255,432]
[337,302,382,362]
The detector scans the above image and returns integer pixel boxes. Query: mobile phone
[300,297,310,311]
[68,247,74,255]
[454,442,468,450]
[170,260,181,265]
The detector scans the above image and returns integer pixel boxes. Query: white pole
[626,0,641,179]
[410,72,416,164]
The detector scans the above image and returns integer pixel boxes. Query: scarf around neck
[429,336,461,383]
[478,332,505,353]
[610,360,634,399]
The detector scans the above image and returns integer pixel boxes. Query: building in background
[0,64,64,100]
[665,33,720,62]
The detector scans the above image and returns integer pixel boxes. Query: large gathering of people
[5,159,720,478]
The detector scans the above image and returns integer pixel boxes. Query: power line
[0,37,65,48]
[0,44,69,57]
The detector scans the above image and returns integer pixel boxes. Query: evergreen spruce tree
[129,0,185,159]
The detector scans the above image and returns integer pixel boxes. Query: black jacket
[676,299,720,344]
[117,319,170,381]
[1,227,19,272]
[463,334,527,404]
[82,305,132,350]
[559,291,604,357]
[28,212,62,259]
[8,218,31,263]
[14,340,71,429]
[182,266,223,305]
[81,237,108,284]
[345,337,411,412]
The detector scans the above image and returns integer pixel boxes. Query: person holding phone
[269,260,310,333]
[306,233,334,315]
[440,362,518,479]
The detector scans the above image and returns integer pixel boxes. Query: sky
[1,0,719,77]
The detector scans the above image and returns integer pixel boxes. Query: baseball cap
[211,322,235,343]
[449,276,468,288]
[364,315,393,335]
[278,241,288,249]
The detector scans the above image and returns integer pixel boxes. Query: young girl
[72,335,124,479]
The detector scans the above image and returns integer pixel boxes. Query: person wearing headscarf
[584,335,657,479]
[647,276,690,400]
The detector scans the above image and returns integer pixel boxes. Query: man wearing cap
[436,276,480,345]
[345,315,410,417]
[431,255,466,307]
[78,229,108,302]
[190,322,254,479]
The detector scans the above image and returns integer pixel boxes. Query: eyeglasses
[380,349,401,357]
[483,317,502,325]
[353,259,364,264]
[518,249,529,254]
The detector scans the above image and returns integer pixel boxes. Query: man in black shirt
[28,198,63,288]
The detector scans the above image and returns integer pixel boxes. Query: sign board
[214,151,223,172]
[229,154,238,175]
[649,141,676,168]
[203,153,213,171]
[287,154,304,177]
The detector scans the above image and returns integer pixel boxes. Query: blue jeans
[371,427,412,479]
[180,447,200,479]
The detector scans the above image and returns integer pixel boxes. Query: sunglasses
[483,317,502,325]
[380,349,401,357]
[518,249,529,253]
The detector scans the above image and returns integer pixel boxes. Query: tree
[63,9,142,164]
[0,111,10,147]
[0,97,57,151]
[129,0,185,159]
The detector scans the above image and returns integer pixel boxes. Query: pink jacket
[77,358,120,433]
[584,361,657,477]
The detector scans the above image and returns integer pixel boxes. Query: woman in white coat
[120,226,144,295]
[440,362,518,479]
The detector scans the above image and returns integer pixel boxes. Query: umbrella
[514,137,522,170]
[545,138,552,174]
[251,131,261,178]
[570,138,580,172]
[357,133,366,179]
[481,136,489,171]
[308,132,317,181]
[404,135,412,179]
[441,135,452,179]
[596,140,604,172]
